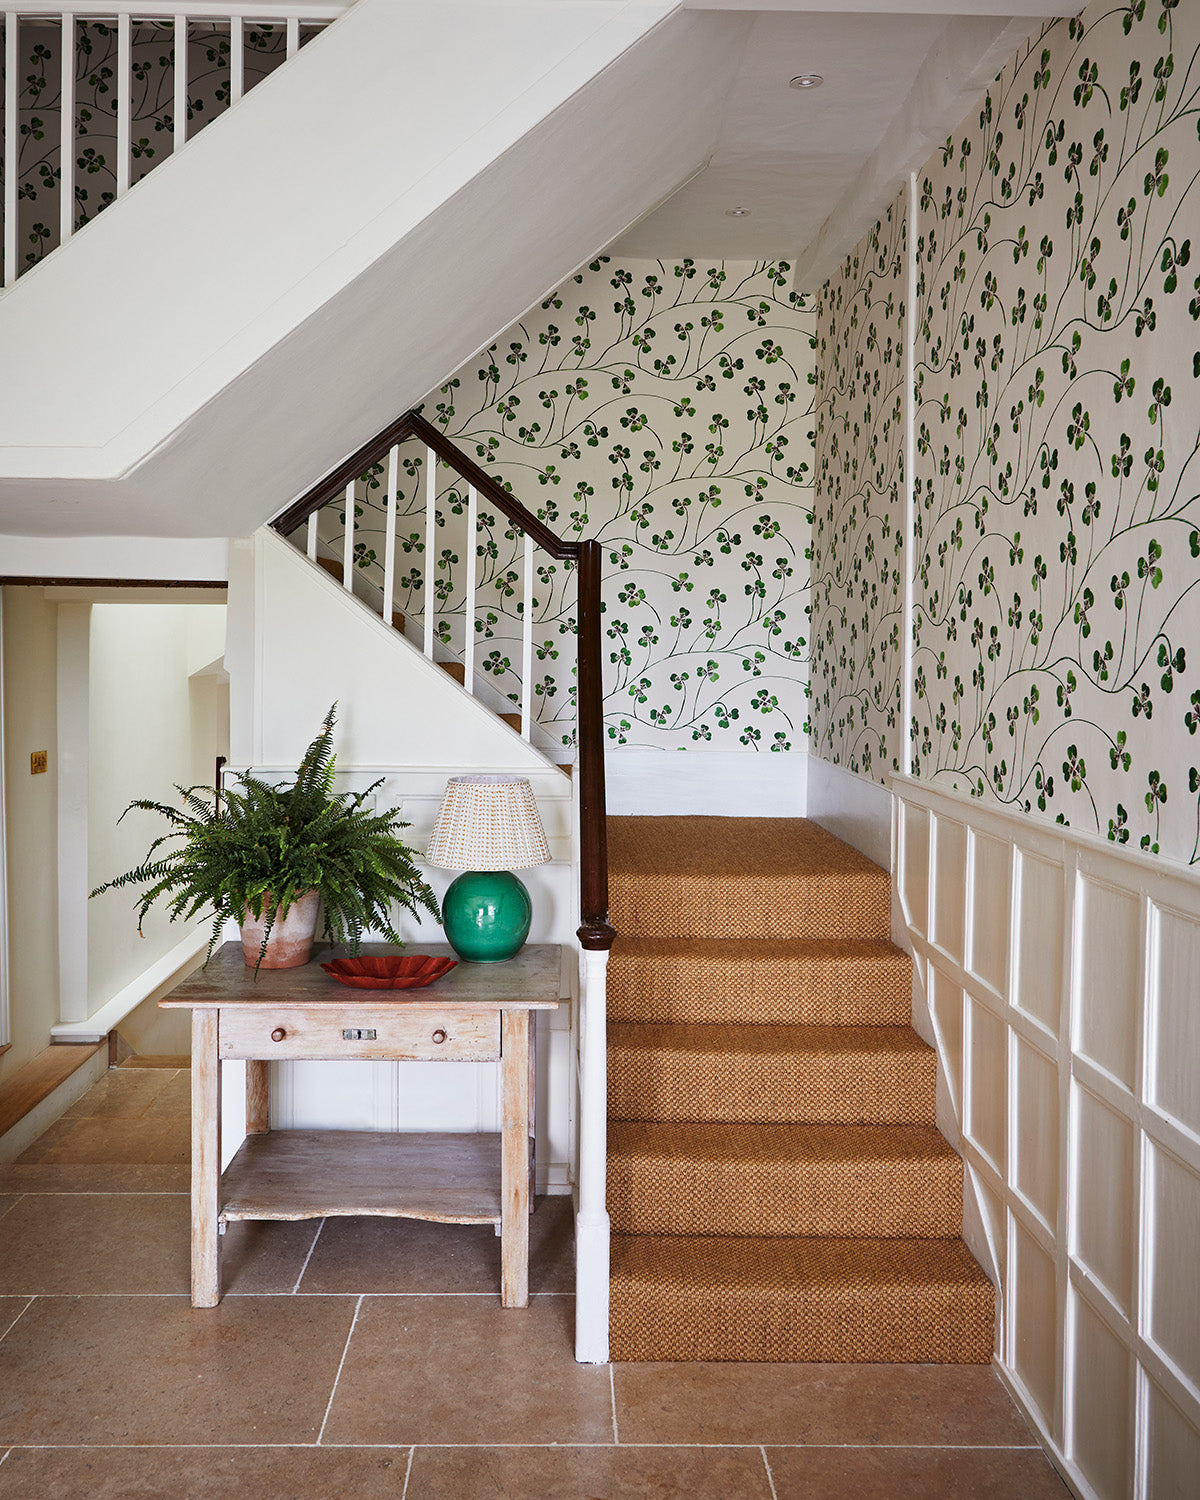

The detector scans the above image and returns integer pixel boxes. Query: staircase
[606,815,994,1363]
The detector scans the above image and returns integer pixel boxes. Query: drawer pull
[342,1028,377,1041]
[270,1027,286,1043]
[431,1028,447,1045]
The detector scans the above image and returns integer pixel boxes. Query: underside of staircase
[605,816,994,1364]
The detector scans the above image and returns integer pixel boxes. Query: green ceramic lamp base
[441,870,533,963]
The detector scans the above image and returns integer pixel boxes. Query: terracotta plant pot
[239,889,320,969]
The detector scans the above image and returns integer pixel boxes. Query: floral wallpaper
[0,17,308,278]
[811,193,908,781]
[319,259,815,751]
[815,0,1200,865]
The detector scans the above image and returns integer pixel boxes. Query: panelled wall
[810,4,1200,1496]
[896,779,1200,1500]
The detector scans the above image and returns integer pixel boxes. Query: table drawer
[217,1008,500,1061]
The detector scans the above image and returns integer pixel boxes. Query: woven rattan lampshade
[425,775,551,872]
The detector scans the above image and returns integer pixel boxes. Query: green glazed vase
[441,870,532,963]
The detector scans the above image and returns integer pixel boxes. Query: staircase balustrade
[0,2,340,289]
[270,409,617,960]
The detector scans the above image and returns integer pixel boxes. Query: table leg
[190,1009,221,1308]
[500,1009,530,1308]
[246,1059,270,1134]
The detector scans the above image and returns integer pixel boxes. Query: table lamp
[425,775,551,962]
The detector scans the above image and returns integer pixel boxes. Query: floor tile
[143,1071,191,1115]
[0,1294,356,1445]
[0,1299,31,1341]
[0,1446,411,1498]
[767,1444,1071,1498]
[0,1164,189,1193]
[407,1444,773,1499]
[299,1196,574,1294]
[15,1115,179,1166]
[142,1114,192,1164]
[614,1362,1036,1446]
[0,1194,319,1295]
[62,1070,178,1119]
[322,1295,612,1446]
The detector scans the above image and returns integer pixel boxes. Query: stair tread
[608,817,887,882]
[610,1233,994,1363]
[608,1123,963,1238]
[612,1231,990,1288]
[608,1120,958,1165]
[608,818,890,941]
[608,1022,933,1057]
[611,934,908,960]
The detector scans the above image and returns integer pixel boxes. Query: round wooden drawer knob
[270,1027,287,1042]
[431,1028,447,1045]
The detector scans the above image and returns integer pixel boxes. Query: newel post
[574,537,615,1361]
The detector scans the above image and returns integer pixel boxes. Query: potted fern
[90,705,439,971]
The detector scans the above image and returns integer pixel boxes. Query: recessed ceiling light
[789,73,824,89]
[725,206,751,218]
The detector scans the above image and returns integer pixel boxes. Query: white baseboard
[605,748,806,817]
[804,756,892,868]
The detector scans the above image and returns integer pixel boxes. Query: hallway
[0,1062,1071,1497]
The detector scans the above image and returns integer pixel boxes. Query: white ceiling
[612,4,1070,272]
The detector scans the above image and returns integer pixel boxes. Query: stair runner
[606,816,994,1363]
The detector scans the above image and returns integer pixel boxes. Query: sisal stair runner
[606,815,993,1364]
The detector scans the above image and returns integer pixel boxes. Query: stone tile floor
[0,1064,1073,1498]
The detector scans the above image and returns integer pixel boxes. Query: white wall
[226,531,577,1190]
[87,602,228,1015]
[0,588,60,1077]
[895,776,1200,1500]
[0,0,748,539]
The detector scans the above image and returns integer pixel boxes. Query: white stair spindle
[116,13,131,196]
[60,14,75,248]
[228,16,244,105]
[423,449,436,659]
[463,485,477,695]
[4,13,19,287]
[342,480,355,588]
[521,534,534,740]
[173,15,188,150]
[383,444,399,630]
[306,510,318,561]
[285,16,299,58]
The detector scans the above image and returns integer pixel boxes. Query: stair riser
[607,956,912,1026]
[608,1053,938,1126]
[609,1281,994,1363]
[611,876,889,942]
[607,1157,964,1238]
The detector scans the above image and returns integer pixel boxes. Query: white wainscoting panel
[893,775,1200,1500]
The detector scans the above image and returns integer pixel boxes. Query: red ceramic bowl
[320,955,458,990]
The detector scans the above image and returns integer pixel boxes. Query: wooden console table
[162,942,563,1309]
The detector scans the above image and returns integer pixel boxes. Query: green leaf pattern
[323,259,815,750]
[815,0,1200,864]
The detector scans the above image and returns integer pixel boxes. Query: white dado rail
[1,2,342,289]
[893,775,1200,1500]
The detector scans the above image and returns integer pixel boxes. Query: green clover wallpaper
[329,259,816,751]
[0,17,301,273]
[812,193,908,782]
[814,0,1199,865]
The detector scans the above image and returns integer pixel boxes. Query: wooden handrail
[270,410,579,562]
[269,410,613,953]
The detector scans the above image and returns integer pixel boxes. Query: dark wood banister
[269,409,615,953]
[271,410,578,562]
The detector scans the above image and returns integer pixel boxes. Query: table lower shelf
[218,1129,503,1225]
